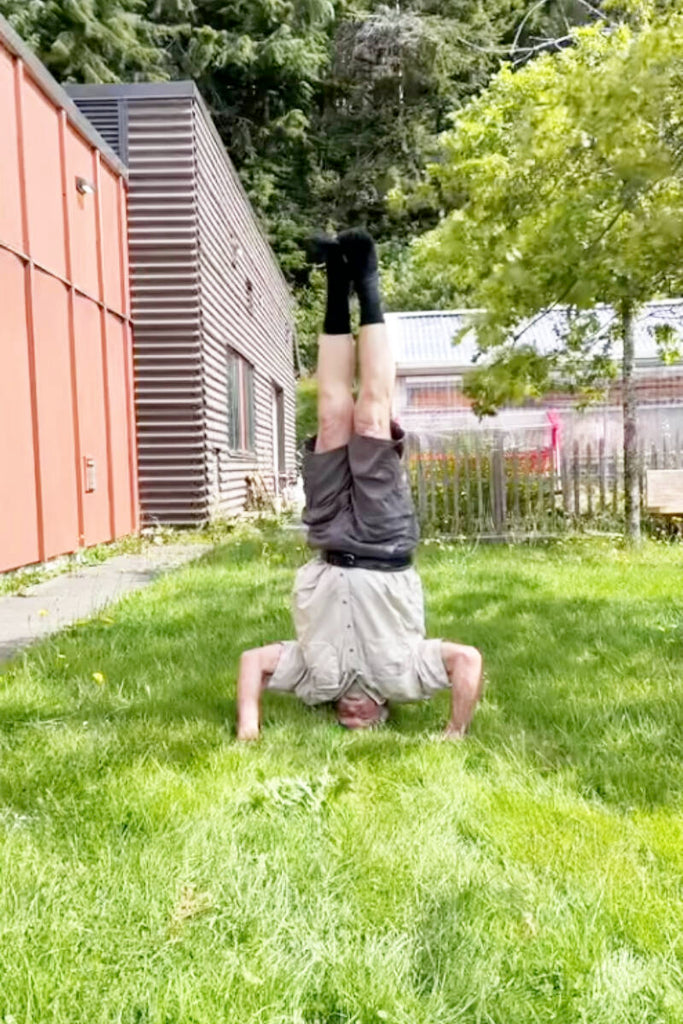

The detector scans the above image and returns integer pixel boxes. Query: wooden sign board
[646,470,683,514]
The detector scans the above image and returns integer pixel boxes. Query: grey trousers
[302,422,419,559]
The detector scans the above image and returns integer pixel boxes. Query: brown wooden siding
[192,97,295,515]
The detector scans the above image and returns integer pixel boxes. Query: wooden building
[0,16,138,573]
[68,82,296,526]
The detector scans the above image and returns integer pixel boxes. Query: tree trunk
[621,299,641,543]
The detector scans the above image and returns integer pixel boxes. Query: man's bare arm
[441,641,483,739]
[236,644,284,741]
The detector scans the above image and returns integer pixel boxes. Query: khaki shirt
[267,559,448,705]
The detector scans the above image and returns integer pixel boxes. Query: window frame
[226,346,256,455]
[404,374,464,409]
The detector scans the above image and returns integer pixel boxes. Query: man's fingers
[237,726,261,742]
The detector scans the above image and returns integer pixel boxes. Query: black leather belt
[324,550,412,571]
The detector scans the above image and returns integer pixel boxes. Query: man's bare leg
[315,333,355,452]
[441,642,484,739]
[354,322,395,439]
[312,235,356,452]
[338,228,394,441]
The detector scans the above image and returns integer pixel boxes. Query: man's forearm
[442,642,483,739]
[237,652,263,740]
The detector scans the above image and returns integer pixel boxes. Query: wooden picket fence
[406,432,683,538]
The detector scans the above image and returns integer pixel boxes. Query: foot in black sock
[304,233,340,267]
[337,228,384,325]
[307,233,352,335]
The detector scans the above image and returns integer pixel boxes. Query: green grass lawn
[2,526,683,1024]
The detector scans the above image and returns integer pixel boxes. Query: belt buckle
[341,553,356,567]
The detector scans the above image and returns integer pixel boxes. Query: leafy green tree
[1,0,602,277]
[2,0,617,375]
[168,0,341,275]
[405,4,683,541]
[315,1,526,234]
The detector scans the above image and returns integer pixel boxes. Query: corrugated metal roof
[387,300,683,372]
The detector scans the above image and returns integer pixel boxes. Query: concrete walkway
[0,544,207,663]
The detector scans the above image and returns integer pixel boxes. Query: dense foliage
[1,0,598,284]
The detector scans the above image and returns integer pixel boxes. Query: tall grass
[1,526,683,1023]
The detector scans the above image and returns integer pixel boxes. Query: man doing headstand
[236,229,482,740]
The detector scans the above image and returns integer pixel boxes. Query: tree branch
[512,0,553,53]
[574,0,617,24]
[511,202,632,345]
[511,35,576,65]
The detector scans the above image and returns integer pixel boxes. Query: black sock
[306,234,351,335]
[356,272,384,326]
[324,247,351,334]
[337,228,384,325]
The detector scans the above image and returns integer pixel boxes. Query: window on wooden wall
[404,376,466,410]
[227,348,256,453]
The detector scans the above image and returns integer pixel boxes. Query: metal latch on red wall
[84,456,96,493]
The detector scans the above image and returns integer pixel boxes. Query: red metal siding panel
[0,48,23,252]
[117,176,130,318]
[32,270,79,558]
[106,313,135,535]
[65,124,99,298]
[122,317,140,532]
[73,294,111,545]
[22,76,66,278]
[0,251,39,571]
[0,33,137,573]
[100,163,124,312]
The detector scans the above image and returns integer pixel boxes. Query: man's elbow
[239,648,261,671]
[443,642,482,680]
[240,643,283,678]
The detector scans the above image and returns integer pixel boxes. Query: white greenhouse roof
[386,299,683,373]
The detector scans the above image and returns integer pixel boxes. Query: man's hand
[236,722,260,742]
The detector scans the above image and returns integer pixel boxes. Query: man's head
[335,686,388,730]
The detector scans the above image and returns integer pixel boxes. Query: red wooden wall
[0,39,138,573]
